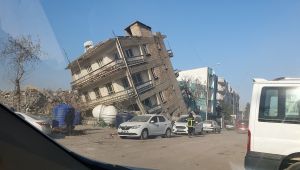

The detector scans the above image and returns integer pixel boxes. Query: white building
[177,67,218,114]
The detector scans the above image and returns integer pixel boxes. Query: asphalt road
[55,126,247,170]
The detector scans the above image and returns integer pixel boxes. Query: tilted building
[67,21,187,118]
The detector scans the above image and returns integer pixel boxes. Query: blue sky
[1,0,300,108]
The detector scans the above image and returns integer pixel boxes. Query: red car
[236,121,248,133]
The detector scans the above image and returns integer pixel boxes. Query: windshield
[204,120,213,124]
[0,1,299,169]
[177,116,188,122]
[128,115,151,122]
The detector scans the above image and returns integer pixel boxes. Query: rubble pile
[0,87,80,115]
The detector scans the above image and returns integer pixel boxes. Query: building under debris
[67,21,187,119]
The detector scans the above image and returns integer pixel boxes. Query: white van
[245,77,300,170]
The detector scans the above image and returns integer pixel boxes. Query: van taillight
[247,129,251,152]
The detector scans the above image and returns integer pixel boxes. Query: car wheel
[140,129,148,140]
[164,128,171,138]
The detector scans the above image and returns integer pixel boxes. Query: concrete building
[217,77,240,115]
[177,67,218,118]
[67,21,187,119]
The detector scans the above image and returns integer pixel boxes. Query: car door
[158,116,168,135]
[148,116,159,135]
[194,117,201,133]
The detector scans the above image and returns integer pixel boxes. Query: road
[55,126,247,170]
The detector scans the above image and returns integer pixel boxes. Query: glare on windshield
[128,116,151,122]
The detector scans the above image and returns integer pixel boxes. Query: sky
[0,0,300,108]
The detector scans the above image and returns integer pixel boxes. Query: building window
[83,92,91,102]
[94,88,101,99]
[121,77,130,89]
[125,48,134,58]
[143,98,152,108]
[114,53,120,60]
[97,58,103,67]
[142,44,149,55]
[151,68,158,79]
[159,91,166,103]
[105,82,115,95]
[86,65,92,73]
[132,73,143,86]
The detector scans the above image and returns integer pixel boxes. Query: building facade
[177,67,218,118]
[67,21,187,118]
[216,77,240,115]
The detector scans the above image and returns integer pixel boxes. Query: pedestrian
[65,107,75,135]
[187,112,195,137]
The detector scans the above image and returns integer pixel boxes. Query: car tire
[140,129,148,140]
[164,128,171,138]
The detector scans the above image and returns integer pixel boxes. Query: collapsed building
[67,21,187,119]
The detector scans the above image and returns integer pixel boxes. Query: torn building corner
[67,21,187,119]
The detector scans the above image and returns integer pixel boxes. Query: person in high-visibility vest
[187,112,195,137]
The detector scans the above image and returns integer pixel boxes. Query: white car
[203,120,221,133]
[245,77,300,170]
[15,112,52,135]
[172,115,204,135]
[117,114,172,140]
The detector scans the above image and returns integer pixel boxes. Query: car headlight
[131,125,141,129]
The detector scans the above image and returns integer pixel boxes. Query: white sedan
[172,115,204,135]
[203,120,221,133]
[117,114,172,140]
[15,112,52,135]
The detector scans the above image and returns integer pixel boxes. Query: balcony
[136,80,154,94]
[127,55,146,66]
[71,59,126,89]
[147,105,162,114]
[80,88,136,109]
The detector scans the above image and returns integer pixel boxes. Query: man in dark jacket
[65,108,75,135]
[187,112,195,137]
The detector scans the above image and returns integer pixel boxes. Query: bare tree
[0,35,41,111]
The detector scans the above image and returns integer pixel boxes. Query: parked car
[117,114,172,140]
[172,114,204,135]
[203,120,221,133]
[245,77,300,170]
[15,112,52,135]
[225,124,235,130]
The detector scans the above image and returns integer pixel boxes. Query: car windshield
[177,116,188,122]
[204,120,213,124]
[128,115,151,122]
[0,1,298,169]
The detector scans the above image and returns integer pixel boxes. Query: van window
[259,87,300,123]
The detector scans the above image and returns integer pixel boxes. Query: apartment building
[67,21,187,118]
[177,67,218,117]
[217,77,240,115]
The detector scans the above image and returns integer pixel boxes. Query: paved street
[55,126,247,170]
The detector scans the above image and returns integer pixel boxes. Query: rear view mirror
[150,120,155,123]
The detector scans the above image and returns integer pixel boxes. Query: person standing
[65,107,75,135]
[187,112,195,137]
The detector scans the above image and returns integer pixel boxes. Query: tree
[0,35,42,111]
[243,102,250,120]
[219,100,233,120]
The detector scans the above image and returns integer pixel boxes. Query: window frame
[258,87,300,124]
